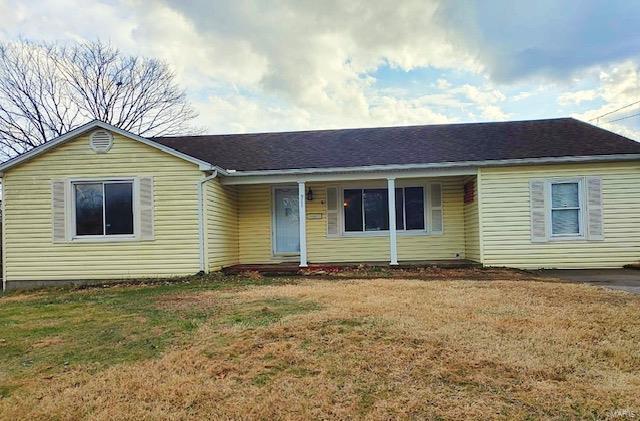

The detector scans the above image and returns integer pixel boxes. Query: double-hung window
[73,181,134,237]
[550,180,582,237]
[343,187,426,233]
[530,176,602,243]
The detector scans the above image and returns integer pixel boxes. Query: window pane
[105,183,134,235]
[552,183,579,208]
[364,189,389,231]
[344,189,363,231]
[552,209,579,235]
[75,183,103,235]
[395,188,404,230]
[405,187,425,230]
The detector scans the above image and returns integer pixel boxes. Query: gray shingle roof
[150,118,640,172]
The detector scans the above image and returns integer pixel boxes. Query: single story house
[1,117,640,290]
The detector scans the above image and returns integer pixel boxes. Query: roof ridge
[151,117,574,139]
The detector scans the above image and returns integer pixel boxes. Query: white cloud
[455,84,505,105]
[436,78,451,89]
[143,0,484,129]
[558,89,598,105]
[479,105,510,121]
[572,61,640,140]
[193,90,456,134]
[366,95,454,126]
[513,91,533,101]
[192,95,312,134]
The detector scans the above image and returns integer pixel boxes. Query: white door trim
[298,181,308,267]
[271,185,301,257]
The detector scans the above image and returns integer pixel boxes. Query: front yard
[1,269,639,419]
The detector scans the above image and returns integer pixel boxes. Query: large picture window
[74,181,134,237]
[343,187,425,233]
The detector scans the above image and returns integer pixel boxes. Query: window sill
[549,235,585,241]
[335,230,432,238]
[69,235,138,243]
[534,236,593,243]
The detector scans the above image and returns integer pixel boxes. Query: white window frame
[546,178,586,240]
[338,183,432,237]
[68,177,139,242]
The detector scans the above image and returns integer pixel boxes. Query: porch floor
[223,259,481,276]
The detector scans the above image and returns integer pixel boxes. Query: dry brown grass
[1,274,640,420]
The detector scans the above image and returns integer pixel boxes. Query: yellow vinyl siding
[238,185,280,263]
[3,132,203,281]
[396,177,465,261]
[236,178,467,264]
[206,179,239,270]
[463,176,481,262]
[306,182,389,262]
[479,162,640,268]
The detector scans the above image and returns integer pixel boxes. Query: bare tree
[0,40,200,159]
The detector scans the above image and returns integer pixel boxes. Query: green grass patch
[224,297,321,328]
[0,275,299,392]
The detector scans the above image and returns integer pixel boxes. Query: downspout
[1,177,5,292]
[198,170,218,274]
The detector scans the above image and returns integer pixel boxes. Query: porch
[216,170,481,269]
[223,260,481,275]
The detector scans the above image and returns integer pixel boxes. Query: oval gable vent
[89,129,114,153]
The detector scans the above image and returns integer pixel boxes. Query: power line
[589,100,640,122]
[606,111,640,124]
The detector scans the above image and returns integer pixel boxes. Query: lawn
[0,269,639,420]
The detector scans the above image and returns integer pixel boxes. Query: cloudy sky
[1,0,639,138]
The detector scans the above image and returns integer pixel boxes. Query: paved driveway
[533,269,640,294]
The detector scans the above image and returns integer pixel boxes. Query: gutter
[220,153,640,178]
[197,170,218,273]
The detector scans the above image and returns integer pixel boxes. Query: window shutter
[139,176,155,240]
[52,180,67,243]
[429,183,443,234]
[586,176,604,240]
[326,187,339,236]
[529,180,547,242]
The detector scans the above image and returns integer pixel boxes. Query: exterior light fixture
[306,187,314,201]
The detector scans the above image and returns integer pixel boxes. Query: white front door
[273,187,300,255]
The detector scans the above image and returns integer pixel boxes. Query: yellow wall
[237,177,468,264]
[478,162,640,268]
[237,184,279,264]
[3,132,203,282]
[463,176,481,262]
[206,179,239,270]
[306,181,389,263]
[396,177,466,262]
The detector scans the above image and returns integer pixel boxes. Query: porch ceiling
[220,166,477,185]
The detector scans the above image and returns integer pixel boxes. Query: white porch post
[298,181,308,267]
[387,177,398,265]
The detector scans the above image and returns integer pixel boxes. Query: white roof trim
[0,120,220,173]
[222,153,640,178]
[222,166,478,185]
